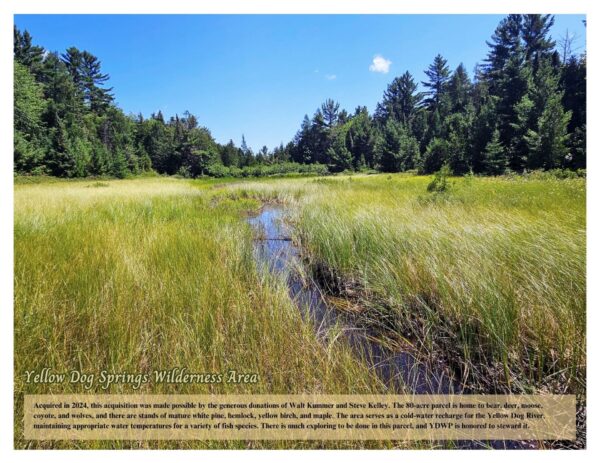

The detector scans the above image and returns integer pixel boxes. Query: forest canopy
[14,14,586,178]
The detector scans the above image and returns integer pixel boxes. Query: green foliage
[427,164,452,192]
[14,62,46,173]
[422,54,451,111]
[483,129,508,175]
[13,15,586,179]
[206,161,328,178]
[293,173,584,395]
[327,127,353,172]
[445,111,472,175]
[377,119,420,172]
[421,138,449,174]
[374,71,423,125]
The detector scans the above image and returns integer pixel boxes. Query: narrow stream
[247,205,457,394]
[247,204,535,449]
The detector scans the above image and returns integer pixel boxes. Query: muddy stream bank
[247,205,456,395]
[246,204,538,450]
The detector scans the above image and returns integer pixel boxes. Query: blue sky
[15,14,586,151]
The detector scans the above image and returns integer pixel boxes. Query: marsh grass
[14,173,586,449]
[242,174,585,394]
[14,178,387,449]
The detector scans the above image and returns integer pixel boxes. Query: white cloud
[369,55,391,74]
[325,74,337,80]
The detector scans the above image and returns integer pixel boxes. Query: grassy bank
[14,177,387,449]
[224,174,585,394]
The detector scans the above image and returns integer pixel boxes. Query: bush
[421,138,449,174]
[427,164,452,193]
[206,163,231,178]
[522,168,587,181]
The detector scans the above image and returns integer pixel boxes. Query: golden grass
[14,173,585,448]
[222,174,585,394]
[14,177,387,449]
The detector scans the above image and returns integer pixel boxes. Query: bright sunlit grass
[14,173,585,448]
[14,177,386,450]
[226,174,585,394]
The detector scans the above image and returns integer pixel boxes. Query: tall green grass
[14,174,585,448]
[14,178,387,449]
[230,174,585,394]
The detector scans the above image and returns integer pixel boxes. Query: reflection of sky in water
[247,206,534,448]
[248,206,456,395]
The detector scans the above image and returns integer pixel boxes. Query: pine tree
[375,71,423,126]
[515,58,570,169]
[521,15,555,65]
[61,48,113,113]
[292,115,313,163]
[14,62,47,173]
[525,95,571,169]
[14,26,45,75]
[327,127,353,172]
[445,111,473,174]
[496,54,532,170]
[377,120,419,172]
[421,138,449,174]
[470,96,498,173]
[422,54,451,111]
[221,140,240,167]
[239,134,254,166]
[483,14,522,89]
[447,64,472,113]
[483,129,508,174]
[346,107,376,168]
[320,99,340,128]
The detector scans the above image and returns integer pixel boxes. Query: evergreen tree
[521,14,556,65]
[61,48,113,113]
[220,140,240,167]
[482,129,508,174]
[421,138,449,174]
[470,96,498,173]
[496,54,532,170]
[375,71,423,126]
[14,62,47,173]
[239,135,253,166]
[346,107,376,168]
[327,127,353,172]
[483,14,522,90]
[524,94,571,169]
[447,64,472,113]
[377,120,420,172]
[11,17,587,179]
[14,26,45,75]
[320,99,340,128]
[292,115,314,164]
[422,54,451,111]
[561,54,586,168]
[445,111,473,174]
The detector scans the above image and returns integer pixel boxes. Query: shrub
[427,164,452,193]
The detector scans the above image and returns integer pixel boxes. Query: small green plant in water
[427,164,452,193]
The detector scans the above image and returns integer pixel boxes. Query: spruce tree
[483,129,508,174]
[375,71,423,126]
[422,54,451,111]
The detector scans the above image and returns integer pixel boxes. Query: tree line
[14,15,586,178]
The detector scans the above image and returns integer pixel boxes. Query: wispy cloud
[369,55,391,74]
[325,74,337,80]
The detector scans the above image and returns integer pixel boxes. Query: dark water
[247,206,457,394]
[247,205,534,450]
